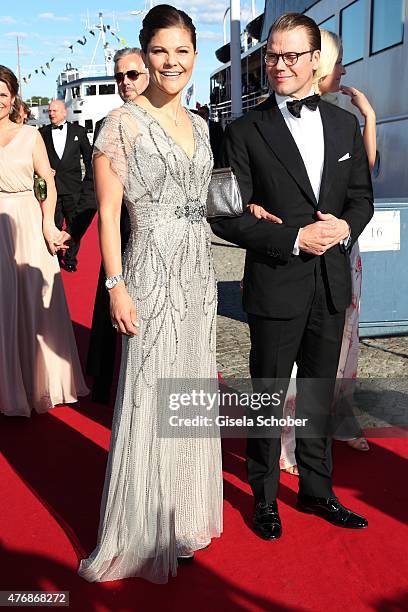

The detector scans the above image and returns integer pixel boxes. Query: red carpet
[1,220,407,612]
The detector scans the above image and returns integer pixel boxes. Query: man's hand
[298,212,350,256]
[247,203,283,224]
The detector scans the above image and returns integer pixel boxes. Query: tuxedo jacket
[210,94,374,319]
[208,119,224,166]
[40,122,92,196]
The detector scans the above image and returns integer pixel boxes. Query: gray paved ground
[212,234,408,430]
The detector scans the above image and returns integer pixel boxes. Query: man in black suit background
[40,100,92,271]
[86,47,149,403]
[211,13,373,539]
[197,104,224,165]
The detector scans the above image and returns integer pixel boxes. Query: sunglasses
[114,70,148,83]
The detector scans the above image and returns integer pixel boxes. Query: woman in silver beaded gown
[78,6,223,584]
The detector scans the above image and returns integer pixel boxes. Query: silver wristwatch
[105,274,124,290]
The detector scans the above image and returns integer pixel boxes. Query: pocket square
[338,153,351,162]
[74,135,79,141]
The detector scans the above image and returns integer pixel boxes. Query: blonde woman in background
[249,29,376,473]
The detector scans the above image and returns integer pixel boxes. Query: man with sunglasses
[211,13,373,539]
[85,48,148,403]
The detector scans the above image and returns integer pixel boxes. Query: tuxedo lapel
[254,96,317,207]
[318,102,343,208]
[43,125,60,167]
[60,122,74,164]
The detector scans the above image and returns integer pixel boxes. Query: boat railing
[210,89,269,126]
[78,65,114,79]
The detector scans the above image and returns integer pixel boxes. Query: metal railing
[210,89,269,126]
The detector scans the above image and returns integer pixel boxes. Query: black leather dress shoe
[253,501,282,540]
[61,262,77,272]
[177,553,194,563]
[297,494,368,529]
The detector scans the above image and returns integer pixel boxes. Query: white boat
[210,0,408,199]
[56,62,121,142]
[30,12,123,142]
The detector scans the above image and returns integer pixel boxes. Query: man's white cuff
[292,229,301,256]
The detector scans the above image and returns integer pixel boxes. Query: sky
[0,1,261,106]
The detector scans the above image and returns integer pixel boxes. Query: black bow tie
[286,94,320,118]
[52,124,65,130]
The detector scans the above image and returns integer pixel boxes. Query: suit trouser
[247,259,346,502]
[85,263,117,402]
[86,205,131,403]
[55,193,80,265]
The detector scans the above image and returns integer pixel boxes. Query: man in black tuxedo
[40,100,92,272]
[211,13,373,538]
[86,47,149,403]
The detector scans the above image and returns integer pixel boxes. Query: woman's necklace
[174,102,182,127]
[147,100,183,126]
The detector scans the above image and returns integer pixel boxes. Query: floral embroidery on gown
[0,124,88,417]
[78,103,223,584]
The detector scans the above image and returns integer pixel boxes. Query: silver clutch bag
[206,167,244,218]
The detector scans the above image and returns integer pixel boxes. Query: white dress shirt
[51,121,68,159]
[275,89,325,255]
[275,89,324,200]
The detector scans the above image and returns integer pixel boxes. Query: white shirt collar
[52,121,67,129]
[275,88,316,112]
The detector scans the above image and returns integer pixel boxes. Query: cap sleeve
[93,106,138,186]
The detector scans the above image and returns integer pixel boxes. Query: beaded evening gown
[78,103,223,584]
[0,124,88,417]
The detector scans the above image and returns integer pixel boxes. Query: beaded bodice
[93,101,217,388]
[94,102,213,232]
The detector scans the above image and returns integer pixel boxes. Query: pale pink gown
[0,124,88,417]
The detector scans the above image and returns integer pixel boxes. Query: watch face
[106,278,115,289]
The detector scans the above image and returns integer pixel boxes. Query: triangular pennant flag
[46,62,50,69]
[41,67,46,76]
[23,77,27,84]
[77,36,86,45]
[119,36,127,45]
[68,45,73,53]
[50,57,55,62]
[89,30,95,36]
[35,69,39,74]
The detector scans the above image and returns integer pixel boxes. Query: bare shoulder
[23,124,38,138]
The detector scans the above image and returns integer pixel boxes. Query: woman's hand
[109,283,139,336]
[247,203,283,223]
[340,86,375,119]
[42,223,70,256]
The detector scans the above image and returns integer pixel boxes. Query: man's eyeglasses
[114,70,148,83]
[264,50,316,67]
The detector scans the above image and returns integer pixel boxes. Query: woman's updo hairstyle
[0,65,20,123]
[139,4,197,53]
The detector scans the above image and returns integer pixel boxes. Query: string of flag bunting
[22,24,127,85]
